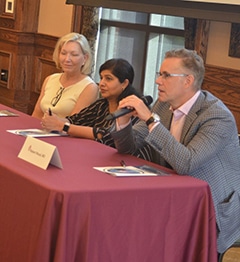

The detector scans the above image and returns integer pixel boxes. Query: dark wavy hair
[99,58,141,102]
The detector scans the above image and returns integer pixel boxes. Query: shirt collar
[170,90,201,116]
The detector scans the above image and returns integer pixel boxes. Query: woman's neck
[108,99,118,113]
[60,72,86,87]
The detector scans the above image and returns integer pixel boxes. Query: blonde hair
[53,32,93,75]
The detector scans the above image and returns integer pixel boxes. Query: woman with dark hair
[41,58,141,147]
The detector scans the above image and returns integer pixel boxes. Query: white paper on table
[94,165,170,177]
[7,129,65,137]
[0,109,19,117]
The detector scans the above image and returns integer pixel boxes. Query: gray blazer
[112,91,240,253]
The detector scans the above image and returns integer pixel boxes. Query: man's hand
[118,95,152,124]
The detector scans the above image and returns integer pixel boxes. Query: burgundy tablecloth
[0,105,217,262]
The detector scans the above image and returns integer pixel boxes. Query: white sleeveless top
[40,73,95,118]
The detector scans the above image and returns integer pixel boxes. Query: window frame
[95,9,185,95]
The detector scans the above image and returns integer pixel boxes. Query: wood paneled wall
[29,34,61,114]
[0,0,60,114]
[203,65,240,131]
[0,30,60,114]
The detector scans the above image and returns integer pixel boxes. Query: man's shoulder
[201,90,219,101]
[200,90,233,114]
[189,90,236,128]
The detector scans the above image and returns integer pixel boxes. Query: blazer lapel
[180,92,205,143]
[160,105,173,130]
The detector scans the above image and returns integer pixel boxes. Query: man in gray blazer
[111,48,240,254]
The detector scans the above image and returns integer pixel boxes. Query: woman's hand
[41,111,65,132]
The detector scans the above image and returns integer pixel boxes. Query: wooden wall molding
[194,19,210,62]
[0,0,40,32]
[229,23,240,58]
[0,29,60,113]
[29,55,61,114]
[0,29,35,94]
[203,64,240,131]
[0,50,12,89]
[28,33,61,113]
[33,57,57,93]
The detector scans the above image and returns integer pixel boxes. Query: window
[93,8,185,101]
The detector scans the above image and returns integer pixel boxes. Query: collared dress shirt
[170,90,200,141]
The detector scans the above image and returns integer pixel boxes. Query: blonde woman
[32,32,98,119]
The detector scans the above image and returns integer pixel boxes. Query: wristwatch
[62,122,70,134]
[146,113,160,126]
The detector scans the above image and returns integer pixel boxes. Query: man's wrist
[146,113,160,126]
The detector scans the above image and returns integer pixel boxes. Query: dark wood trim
[0,30,59,114]
[0,0,41,32]
[71,5,83,32]
[0,0,16,19]
[203,64,240,131]
[0,28,35,46]
[184,18,210,62]
[194,19,210,62]
[229,23,240,58]
[0,50,12,89]
[0,0,14,18]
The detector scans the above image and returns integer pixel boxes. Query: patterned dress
[66,98,139,148]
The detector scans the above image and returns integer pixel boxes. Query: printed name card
[18,136,63,170]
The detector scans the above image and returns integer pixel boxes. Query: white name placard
[18,136,63,170]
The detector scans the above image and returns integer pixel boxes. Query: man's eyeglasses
[51,87,64,107]
[156,72,189,79]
